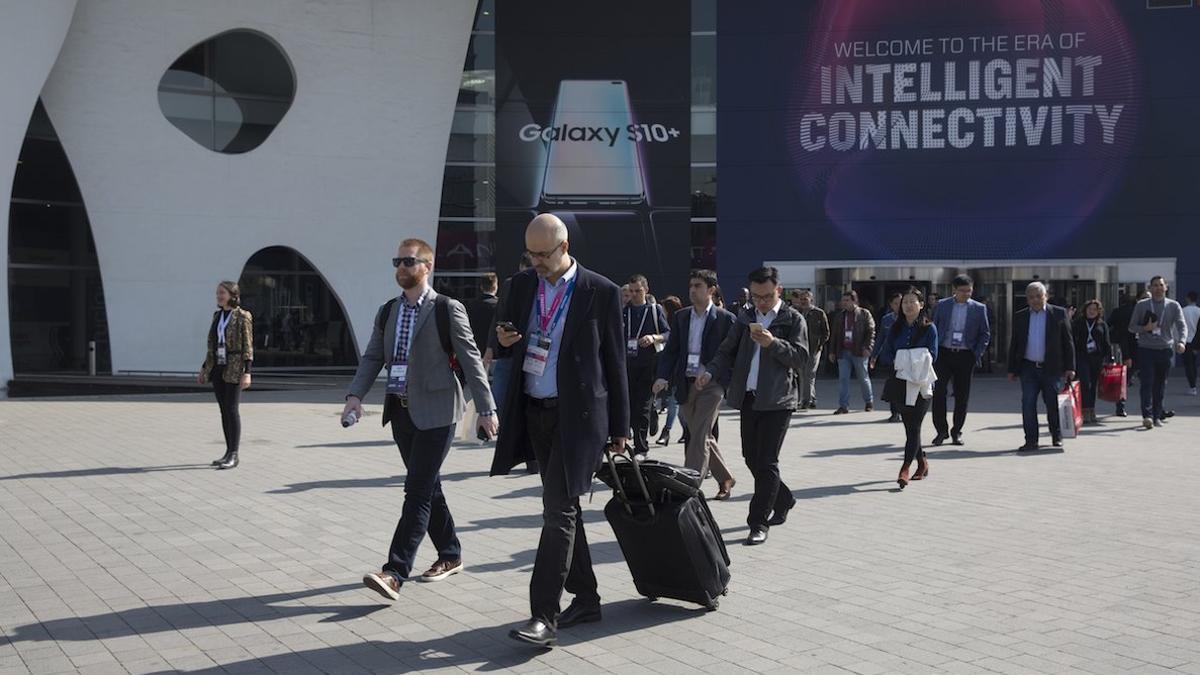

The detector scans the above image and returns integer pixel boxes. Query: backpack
[375,295,467,387]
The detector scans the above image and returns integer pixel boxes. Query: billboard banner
[496,0,692,295]
[718,1,1200,291]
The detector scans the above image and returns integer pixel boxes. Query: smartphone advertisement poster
[496,0,692,295]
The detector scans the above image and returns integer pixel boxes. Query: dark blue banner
[718,0,1200,292]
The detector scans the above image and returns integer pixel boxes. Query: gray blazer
[347,288,495,431]
[707,304,810,411]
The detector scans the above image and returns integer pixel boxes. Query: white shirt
[746,299,782,392]
[1183,303,1200,344]
[688,302,712,356]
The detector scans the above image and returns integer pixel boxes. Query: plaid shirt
[393,287,430,363]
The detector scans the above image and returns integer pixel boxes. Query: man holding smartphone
[697,266,809,546]
[491,214,628,648]
[343,238,496,602]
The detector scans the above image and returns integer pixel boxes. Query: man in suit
[653,269,737,498]
[342,238,496,601]
[1007,281,1075,450]
[623,274,670,459]
[828,290,875,414]
[492,214,628,647]
[697,266,808,546]
[931,275,992,446]
[790,289,828,410]
[467,273,499,365]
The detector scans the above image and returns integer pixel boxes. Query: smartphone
[750,322,764,333]
[476,426,493,442]
[497,320,519,333]
[540,80,646,207]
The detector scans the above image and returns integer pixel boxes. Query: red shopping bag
[1059,379,1083,438]
[1098,362,1127,403]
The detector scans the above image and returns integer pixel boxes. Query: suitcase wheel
[646,596,658,602]
[705,598,720,611]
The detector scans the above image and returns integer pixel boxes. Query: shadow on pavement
[143,597,704,674]
[268,470,491,494]
[0,465,210,481]
[6,584,383,645]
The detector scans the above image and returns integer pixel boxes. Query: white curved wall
[36,0,475,376]
[0,0,78,396]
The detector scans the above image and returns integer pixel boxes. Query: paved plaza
[2,376,1199,674]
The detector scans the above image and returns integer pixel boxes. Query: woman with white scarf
[877,288,939,489]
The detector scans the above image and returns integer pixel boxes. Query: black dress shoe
[767,503,793,526]
[217,452,239,469]
[558,600,602,628]
[1018,443,1039,452]
[931,433,947,446]
[745,529,768,545]
[951,434,964,446]
[211,453,230,467]
[887,413,902,423]
[510,619,557,647]
[1051,437,1063,447]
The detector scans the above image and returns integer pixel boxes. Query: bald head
[525,213,572,280]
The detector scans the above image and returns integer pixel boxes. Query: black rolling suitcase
[600,451,731,610]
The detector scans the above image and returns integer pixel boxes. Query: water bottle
[341,409,360,428]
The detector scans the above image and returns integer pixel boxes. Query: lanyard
[626,304,651,340]
[217,311,233,346]
[1087,320,1097,335]
[537,276,575,336]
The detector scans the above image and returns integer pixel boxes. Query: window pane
[692,35,716,107]
[691,108,716,163]
[692,0,716,32]
[440,165,495,218]
[473,0,495,31]
[691,166,716,218]
[690,220,717,270]
[458,69,495,106]
[435,220,496,272]
[446,110,494,163]
[212,31,295,99]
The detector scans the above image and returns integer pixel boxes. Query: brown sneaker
[419,559,464,582]
[363,571,401,601]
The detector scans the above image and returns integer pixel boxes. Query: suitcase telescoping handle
[603,444,655,517]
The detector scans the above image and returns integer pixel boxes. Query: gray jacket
[707,303,810,411]
[1128,297,1187,351]
[347,288,495,431]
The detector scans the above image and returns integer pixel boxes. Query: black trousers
[627,362,657,454]
[525,402,599,627]
[739,394,795,530]
[382,400,459,583]
[932,348,975,437]
[901,396,929,464]
[211,366,241,455]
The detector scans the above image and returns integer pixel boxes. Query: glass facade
[236,247,358,370]
[157,30,296,154]
[7,101,112,374]
[433,0,719,299]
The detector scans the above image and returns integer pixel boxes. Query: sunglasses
[393,256,430,268]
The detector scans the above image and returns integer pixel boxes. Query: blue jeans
[1137,347,1172,421]
[838,353,873,409]
[1020,361,1063,444]
[383,403,459,582]
[663,389,679,432]
[491,357,513,413]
